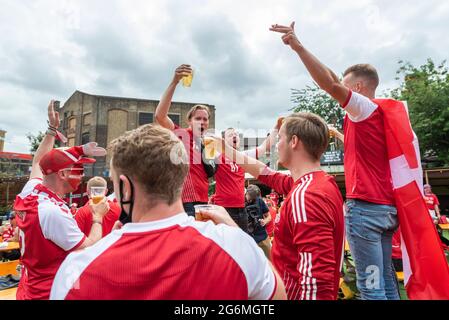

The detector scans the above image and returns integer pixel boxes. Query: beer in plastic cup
[90,187,106,204]
[204,137,217,160]
[194,204,217,222]
[182,70,194,87]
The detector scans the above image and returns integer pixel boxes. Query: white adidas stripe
[299,175,313,223]
[291,176,310,224]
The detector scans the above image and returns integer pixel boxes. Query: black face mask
[119,176,134,225]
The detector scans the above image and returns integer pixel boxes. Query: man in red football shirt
[217,112,344,300]
[75,177,120,237]
[155,65,215,217]
[214,126,278,232]
[270,21,400,300]
[424,184,441,222]
[13,100,108,300]
[50,124,286,300]
[269,190,280,208]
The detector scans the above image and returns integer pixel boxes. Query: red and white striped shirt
[258,169,344,300]
[13,179,86,300]
[51,213,277,300]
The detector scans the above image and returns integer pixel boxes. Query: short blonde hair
[110,124,188,205]
[284,112,329,161]
[187,105,210,120]
[87,177,107,192]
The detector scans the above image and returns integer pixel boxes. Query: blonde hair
[110,124,188,205]
[187,105,210,120]
[87,177,107,192]
[284,113,329,161]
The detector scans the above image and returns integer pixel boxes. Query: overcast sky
[1,0,448,153]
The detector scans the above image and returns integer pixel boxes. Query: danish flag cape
[374,98,449,300]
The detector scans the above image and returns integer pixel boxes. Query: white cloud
[0,0,448,153]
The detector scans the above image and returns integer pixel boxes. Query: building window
[168,114,180,126]
[83,113,92,126]
[69,117,77,129]
[138,112,154,126]
[81,133,90,145]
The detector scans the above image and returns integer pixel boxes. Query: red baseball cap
[40,146,96,175]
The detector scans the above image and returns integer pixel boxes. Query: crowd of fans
[1,21,447,300]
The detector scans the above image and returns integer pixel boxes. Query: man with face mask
[13,100,107,300]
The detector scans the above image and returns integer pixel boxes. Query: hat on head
[39,146,96,175]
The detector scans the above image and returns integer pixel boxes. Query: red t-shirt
[258,168,344,300]
[269,192,279,207]
[13,179,86,300]
[214,150,258,208]
[265,201,277,238]
[174,126,209,203]
[342,91,395,205]
[75,200,121,237]
[51,213,277,300]
[424,194,439,210]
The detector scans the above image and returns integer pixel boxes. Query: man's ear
[290,135,300,149]
[57,170,66,180]
[119,175,131,201]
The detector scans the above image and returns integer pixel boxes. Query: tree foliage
[291,84,345,129]
[390,59,449,166]
[26,131,45,154]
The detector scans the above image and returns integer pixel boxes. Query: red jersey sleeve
[257,166,294,195]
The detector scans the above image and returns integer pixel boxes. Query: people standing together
[10,21,448,301]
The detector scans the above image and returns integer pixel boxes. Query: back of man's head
[110,124,188,206]
[343,63,379,91]
[284,112,329,161]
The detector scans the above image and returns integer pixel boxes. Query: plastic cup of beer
[90,187,106,204]
[182,69,194,87]
[194,204,217,222]
[203,135,217,160]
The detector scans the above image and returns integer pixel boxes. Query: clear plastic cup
[90,187,106,204]
[182,69,194,87]
[194,204,218,222]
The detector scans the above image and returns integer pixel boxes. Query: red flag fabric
[374,98,449,300]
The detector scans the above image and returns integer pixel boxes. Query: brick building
[59,90,215,176]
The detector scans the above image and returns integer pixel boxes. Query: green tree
[291,84,345,129]
[26,131,45,154]
[390,59,449,166]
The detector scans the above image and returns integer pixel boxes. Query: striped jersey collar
[119,212,191,233]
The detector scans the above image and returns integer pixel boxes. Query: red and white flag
[374,98,449,300]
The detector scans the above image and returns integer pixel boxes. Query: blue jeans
[345,199,400,300]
